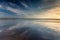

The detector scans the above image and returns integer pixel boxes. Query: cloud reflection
[0,20,60,40]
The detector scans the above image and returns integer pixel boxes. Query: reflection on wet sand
[0,19,60,40]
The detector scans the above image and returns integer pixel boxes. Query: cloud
[0,0,60,18]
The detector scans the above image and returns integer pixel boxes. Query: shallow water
[0,19,60,40]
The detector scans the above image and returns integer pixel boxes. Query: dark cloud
[0,0,59,10]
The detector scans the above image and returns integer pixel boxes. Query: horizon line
[0,18,60,20]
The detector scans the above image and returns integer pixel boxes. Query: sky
[0,0,60,18]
